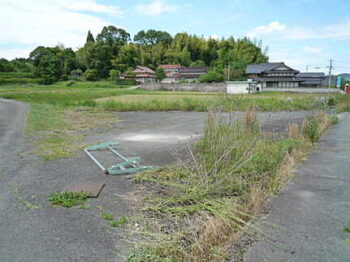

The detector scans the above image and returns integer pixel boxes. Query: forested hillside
[0,26,268,84]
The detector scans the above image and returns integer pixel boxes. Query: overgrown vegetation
[127,110,334,261]
[25,102,117,160]
[99,93,330,112]
[49,191,90,208]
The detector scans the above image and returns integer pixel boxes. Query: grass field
[0,81,345,160]
[0,81,334,112]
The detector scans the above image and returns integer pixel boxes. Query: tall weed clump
[302,112,332,143]
[129,111,333,262]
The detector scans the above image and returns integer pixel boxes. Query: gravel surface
[0,99,312,262]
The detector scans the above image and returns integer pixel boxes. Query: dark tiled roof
[246,63,284,74]
[297,72,325,78]
[246,62,299,74]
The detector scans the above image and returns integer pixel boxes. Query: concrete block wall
[139,82,227,92]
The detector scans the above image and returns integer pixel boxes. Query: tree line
[0,26,269,84]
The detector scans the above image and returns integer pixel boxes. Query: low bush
[0,77,43,85]
[83,69,99,81]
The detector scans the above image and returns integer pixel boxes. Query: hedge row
[0,72,34,78]
[0,77,43,85]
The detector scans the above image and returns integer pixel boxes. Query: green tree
[0,58,14,72]
[96,26,130,46]
[179,47,191,66]
[86,30,95,43]
[30,46,61,84]
[190,60,206,67]
[199,71,225,83]
[83,69,99,81]
[109,69,120,83]
[155,67,166,82]
[134,29,172,45]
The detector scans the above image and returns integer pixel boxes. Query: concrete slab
[243,113,350,262]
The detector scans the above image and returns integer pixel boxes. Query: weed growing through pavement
[128,110,334,262]
[344,221,350,233]
[13,188,41,210]
[49,191,90,208]
[101,212,128,227]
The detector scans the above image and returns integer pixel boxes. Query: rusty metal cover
[67,182,105,198]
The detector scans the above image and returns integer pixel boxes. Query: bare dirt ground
[0,99,312,262]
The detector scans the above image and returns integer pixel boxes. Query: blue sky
[1,0,350,73]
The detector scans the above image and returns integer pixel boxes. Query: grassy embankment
[127,111,336,261]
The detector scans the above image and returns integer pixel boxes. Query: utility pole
[306,65,309,72]
[227,63,231,82]
[328,59,333,89]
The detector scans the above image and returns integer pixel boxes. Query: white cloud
[0,0,122,59]
[247,22,286,38]
[304,46,322,53]
[68,0,123,16]
[0,48,33,60]
[268,48,331,73]
[248,20,350,40]
[135,0,176,16]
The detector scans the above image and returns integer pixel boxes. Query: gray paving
[244,113,350,262]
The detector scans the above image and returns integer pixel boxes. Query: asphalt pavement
[0,98,313,262]
[244,113,350,262]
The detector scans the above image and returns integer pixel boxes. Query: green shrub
[83,69,99,81]
[0,77,42,85]
[199,71,224,83]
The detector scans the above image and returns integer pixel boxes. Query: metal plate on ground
[67,182,105,198]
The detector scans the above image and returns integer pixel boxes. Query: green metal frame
[84,142,153,175]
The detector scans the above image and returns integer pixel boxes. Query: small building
[178,67,209,81]
[159,64,182,83]
[226,81,260,94]
[133,66,155,83]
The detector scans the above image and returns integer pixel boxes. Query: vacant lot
[0,81,344,261]
[0,95,315,262]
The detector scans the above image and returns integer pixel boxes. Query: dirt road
[0,99,312,262]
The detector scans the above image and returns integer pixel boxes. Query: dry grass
[28,104,118,160]
[128,110,335,262]
[288,123,300,139]
[64,107,117,130]
[95,94,218,103]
